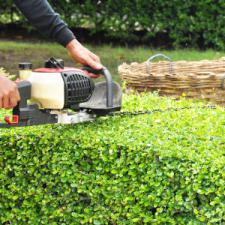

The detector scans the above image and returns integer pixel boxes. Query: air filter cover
[61,71,95,108]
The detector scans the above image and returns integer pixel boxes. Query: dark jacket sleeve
[14,0,75,47]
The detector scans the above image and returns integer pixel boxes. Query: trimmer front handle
[82,66,114,108]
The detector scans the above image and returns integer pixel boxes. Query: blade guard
[80,66,122,115]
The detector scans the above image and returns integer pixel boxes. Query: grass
[0,40,224,83]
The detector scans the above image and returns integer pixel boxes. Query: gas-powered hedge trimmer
[0,58,122,128]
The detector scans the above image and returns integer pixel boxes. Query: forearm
[14,0,75,46]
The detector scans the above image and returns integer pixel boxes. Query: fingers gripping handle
[82,66,103,75]
[82,66,113,108]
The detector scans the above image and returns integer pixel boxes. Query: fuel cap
[18,62,32,70]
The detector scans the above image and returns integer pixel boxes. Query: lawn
[0,40,224,83]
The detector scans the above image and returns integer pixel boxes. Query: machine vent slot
[61,72,95,107]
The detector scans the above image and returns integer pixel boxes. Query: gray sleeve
[14,0,75,47]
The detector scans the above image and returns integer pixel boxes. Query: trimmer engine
[28,59,95,110]
[0,58,122,127]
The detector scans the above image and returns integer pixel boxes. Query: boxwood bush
[0,93,224,224]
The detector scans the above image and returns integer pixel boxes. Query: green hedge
[0,93,224,224]
[1,0,225,49]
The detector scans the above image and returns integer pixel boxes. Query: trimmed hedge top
[0,93,224,224]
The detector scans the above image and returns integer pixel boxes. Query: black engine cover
[61,71,95,108]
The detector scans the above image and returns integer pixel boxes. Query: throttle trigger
[4,115,19,125]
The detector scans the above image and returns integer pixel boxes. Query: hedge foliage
[0,93,224,224]
[1,0,225,49]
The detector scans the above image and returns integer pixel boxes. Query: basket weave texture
[118,56,225,105]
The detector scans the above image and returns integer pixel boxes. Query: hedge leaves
[0,93,224,224]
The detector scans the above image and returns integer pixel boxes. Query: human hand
[0,76,20,109]
[66,39,103,78]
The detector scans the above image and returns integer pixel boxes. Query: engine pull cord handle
[82,66,113,108]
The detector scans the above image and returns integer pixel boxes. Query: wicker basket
[118,54,225,105]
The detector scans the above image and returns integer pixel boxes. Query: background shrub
[0,0,225,49]
[0,93,224,224]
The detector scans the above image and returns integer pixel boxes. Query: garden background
[0,1,224,224]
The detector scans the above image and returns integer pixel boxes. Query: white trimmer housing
[27,67,95,110]
[28,71,65,109]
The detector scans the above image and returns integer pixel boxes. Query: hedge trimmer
[0,58,217,128]
[0,58,122,128]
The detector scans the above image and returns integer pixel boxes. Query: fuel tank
[27,67,94,109]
